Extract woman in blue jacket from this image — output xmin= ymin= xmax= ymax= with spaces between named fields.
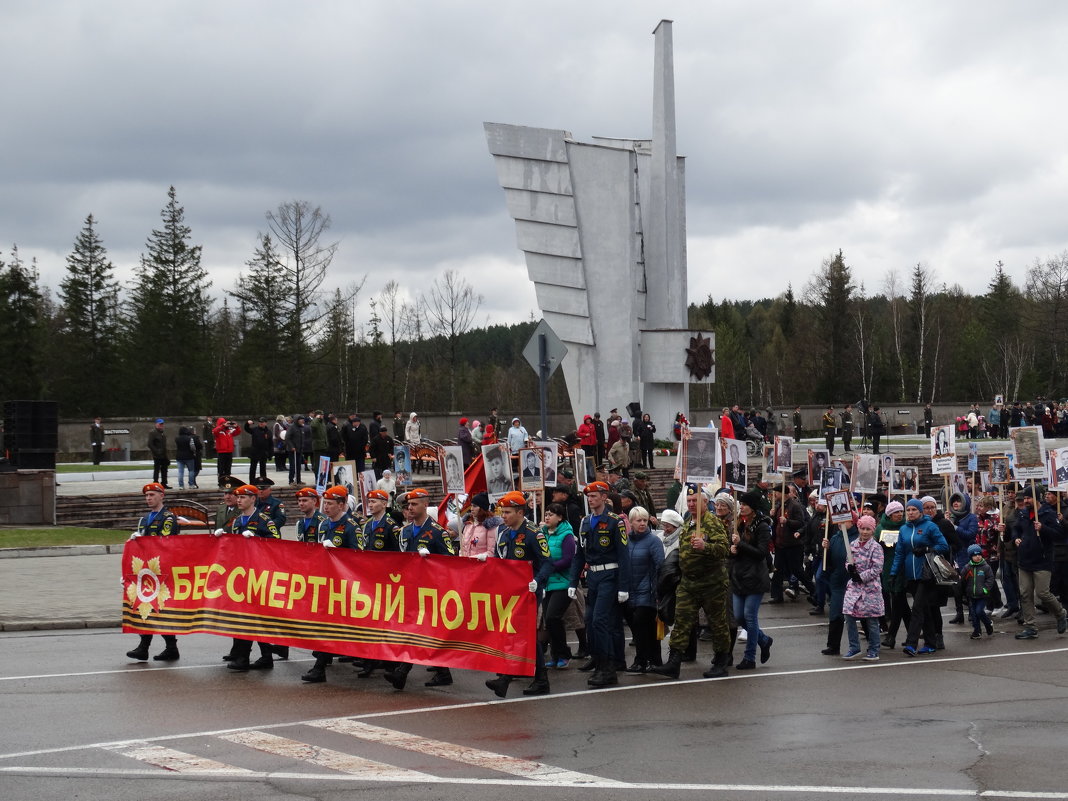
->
xmin=623 ymin=506 xmax=665 ymax=673
xmin=891 ymin=498 xmax=950 ymax=656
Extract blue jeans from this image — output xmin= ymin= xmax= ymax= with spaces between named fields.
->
xmin=177 ymin=459 xmax=196 ymax=488
xmin=846 ymin=615 xmax=880 ymax=655
xmin=732 ymin=592 xmax=770 ymax=663
xmin=969 ymin=598 xmax=992 ymax=634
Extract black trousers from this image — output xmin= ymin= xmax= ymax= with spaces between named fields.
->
xmin=904 ymin=579 xmax=941 ymax=648
xmin=217 ymin=452 xmax=234 ymax=484
xmin=248 ymin=456 xmax=267 ymax=481
xmin=771 ymin=547 xmax=812 ymax=600
xmin=622 ymin=603 xmax=660 ymax=666
xmin=152 ymin=458 xmax=168 ymax=484
xmin=543 ymin=589 xmax=572 ymax=660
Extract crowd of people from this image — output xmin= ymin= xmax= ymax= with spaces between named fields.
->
xmin=122 ymin=398 xmax=1068 ymax=697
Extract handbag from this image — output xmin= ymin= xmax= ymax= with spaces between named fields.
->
xmin=924 ymin=552 xmax=960 ymax=586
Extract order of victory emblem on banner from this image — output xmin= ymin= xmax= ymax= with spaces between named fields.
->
xmin=125 ymin=554 xmax=172 ymax=621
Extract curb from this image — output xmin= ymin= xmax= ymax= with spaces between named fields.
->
xmin=1 ymin=617 xmax=119 ymax=632
xmin=0 ymin=544 xmax=126 ymax=559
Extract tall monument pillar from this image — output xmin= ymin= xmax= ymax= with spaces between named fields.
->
xmin=485 ymin=20 xmax=713 ymax=432
xmin=642 ymin=20 xmax=689 ymax=430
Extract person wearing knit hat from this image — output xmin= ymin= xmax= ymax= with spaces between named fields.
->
xmin=891 ymin=494 xmax=950 ymax=657
xmin=842 ymin=514 xmax=885 ymax=661
xmin=125 ymin=481 xmax=181 ymax=663
xmin=878 ymin=499 xmax=907 ymax=649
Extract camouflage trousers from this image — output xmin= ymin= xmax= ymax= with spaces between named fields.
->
xmin=669 ymin=571 xmax=731 ymax=653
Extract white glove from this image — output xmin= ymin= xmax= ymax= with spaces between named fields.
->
xmin=322 ymin=539 xmax=336 ymax=548
xmin=528 ymin=580 xmax=538 ymax=593
xmin=213 ymin=528 xmax=225 ymax=536
xmin=417 ymin=547 xmax=430 ymax=557
xmin=128 ymin=531 xmax=142 ymax=541
xmin=475 ymin=552 xmax=488 ymax=562
xmin=617 ymin=591 xmax=630 ymax=604
xmin=567 ymin=587 xmax=577 ymax=599
xmin=241 ymin=530 xmax=255 ymax=538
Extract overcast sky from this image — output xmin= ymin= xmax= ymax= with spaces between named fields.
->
xmin=3 ymin=1 xmax=1067 ymax=328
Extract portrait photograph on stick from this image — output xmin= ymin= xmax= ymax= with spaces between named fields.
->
xmin=482 ymin=442 xmax=514 ymax=499
xmin=763 ymin=444 xmax=779 ymax=480
xmin=880 ymin=453 xmax=895 ymax=485
xmin=532 ymin=440 xmax=558 ymax=487
xmin=989 ymin=456 xmax=1011 ymax=486
xmin=851 ymin=453 xmax=879 ymax=494
xmin=807 ymin=449 xmax=829 ymax=487
xmin=722 ymin=438 xmax=748 ymax=490
xmin=930 ymin=424 xmax=955 ymax=475
xmin=518 ymin=447 xmax=544 ymax=492
xmin=827 ymin=490 xmax=853 ymax=523
xmin=683 ymin=429 xmax=719 ymax=484
xmin=773 ymin=436 xmax=793 ymax=474
xmin=1011 ymin=426 xmax=1045 ymax=480
xmin=440 ymin=445 xmax=465 ymax=495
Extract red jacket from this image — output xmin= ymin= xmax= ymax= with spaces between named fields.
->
xmin=212 ymin=417 xmax=237 ymax=454
xmin=720 ymin=414 xmax=735 ymax=441
xmin=578 ymin=418 xmax=597 ymax=447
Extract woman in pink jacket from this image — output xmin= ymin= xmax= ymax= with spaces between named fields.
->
xmin=842 ymin=514 xmax=885 ymax=661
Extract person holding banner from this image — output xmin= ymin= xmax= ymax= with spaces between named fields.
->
xmin=362 ymin=489 xmax=401 ymax=552
xmin=294 ymin=487 xmax=327 ymax=543
xmin=485 ymin=491 xmax=554 ymax=698
xmin=1008 ymin=490 xmax=1068 ymax=640
xmin=650 ymin=484 xmax=731 ymax=680
xmin=382 ymin=487 xmax=456 ymax=691
xmin=568 ymin=481 xmax=631 ymax=689
xmin=300 ymin=486 xmax=361 ymax=684
xmin=219 ymin=484 xmax=281 ymax=672
xmin=125 ymin=482 xmax=181 ymax=662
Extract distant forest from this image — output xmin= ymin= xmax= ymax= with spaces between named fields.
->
xmin=2 ymin=186 xmax=1066 ymax=418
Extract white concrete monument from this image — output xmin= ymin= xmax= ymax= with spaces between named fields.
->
xmin=485 ymin=20 xmax=714 ymax=431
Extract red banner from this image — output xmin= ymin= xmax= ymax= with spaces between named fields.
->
xmin=122 ymin=535 xmax=538 ymax=676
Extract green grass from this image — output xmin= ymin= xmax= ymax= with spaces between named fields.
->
xmin=0 ymin=527 xmax=129 ymax=548
xmin=57 ymin=458 xmax=251 ymax=473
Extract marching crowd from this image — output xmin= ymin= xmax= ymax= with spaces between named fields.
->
xmin=123 ymin=401 xmax=1068 ymax=699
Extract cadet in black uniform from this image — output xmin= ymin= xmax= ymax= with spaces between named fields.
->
xmin=255 ymin=476 xmax=287 ymax=531
xmin=484 ymin=491 xmax=554 ymax=698
xmin=568 ymin=480 xmax=631 ymax=688
xmin=126 ymin=482 xmax=182 ymax=662
xmin=383 ymin=487 xmax=455 ymax=690
xmin=217 ymin=484 xmax=281 ymax=672
xmin=301 ymin=485 xmax=361 ymax=683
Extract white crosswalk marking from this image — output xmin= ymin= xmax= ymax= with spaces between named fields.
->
xmin=220 ymin=730 xmax=433 ymax=780
xmin=109 ymin=743 xmax=253 ymax=774
xmin=307 ymin=719 xmax=617 ymax=784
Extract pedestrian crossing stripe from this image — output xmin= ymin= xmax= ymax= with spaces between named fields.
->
xmin=220 ymin=731 xmax=432 ymax=781
xmin=109 ymin=721 xmax=617 ymax=785
xmin=307 ymin=719 xmax=608 ymax=783
xmin=105 ymin=743 xmax=253 ymax=774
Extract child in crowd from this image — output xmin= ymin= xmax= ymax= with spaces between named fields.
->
xmin=961 ymin=544 xmax=996 ymax=639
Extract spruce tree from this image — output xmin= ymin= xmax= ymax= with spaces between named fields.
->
xmin=125 ymin=186 xmax=212 ymax=414
xmin=0 ymin=245 xmax=45 ymax=401
xmin=58 ymin=214 xmax=121 ymax=414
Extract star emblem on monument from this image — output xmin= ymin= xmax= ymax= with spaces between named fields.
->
xmin=685 ymin=334 xmax=714 ymax=380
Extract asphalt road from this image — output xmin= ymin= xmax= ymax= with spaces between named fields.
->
xmin=3 ymin=603 xmax=1068 ymax=800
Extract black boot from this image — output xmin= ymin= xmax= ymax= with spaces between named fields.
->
xmin=302 ymin=654 xmax=330 ymax=683
xmin=273 ymin=645 xmax=290 ymax=659
xmin=383 ymin=662 xmax=412 ymax=690
xmin=153 ymin=636 xmax=180 ymax=662
xmin=949 ymin=613 xmax=964 ymax=625
xmin=425 ymin=668 xmax=453 ymax=687
xmin=485 ymin=674 xmax=512 ymax=698
xmin=576 ymin=657 xmax=597 ymax=672
xmin=356 ymin=659 xmax=379 ymax=678
xmin=703 ymin=651 xmax=729 ymax=679
xmin=126 ymin=634 xmax=151 ymax=661
xmin=649 ymin=649 xmax=682 ymax=679
xmin=522 ymin=678 xmax=551 ymax=696
xmin=588 ymin=656 xmax=618 ymax=687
